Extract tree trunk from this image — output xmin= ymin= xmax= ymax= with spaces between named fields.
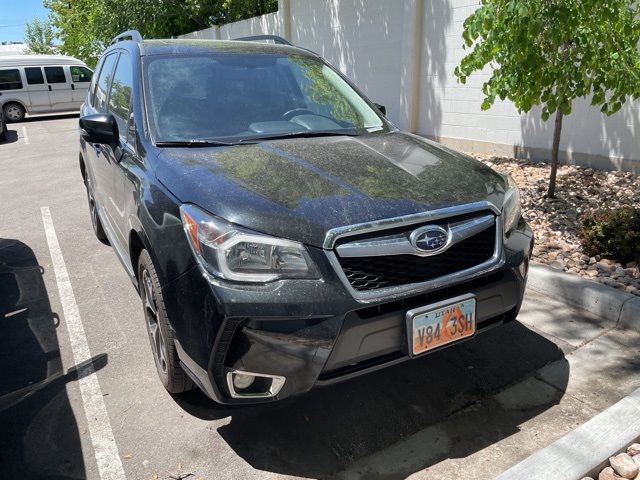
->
xmin=547 ymin=109 xmax=564 ymax=198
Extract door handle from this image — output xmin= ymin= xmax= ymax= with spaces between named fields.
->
xmin=71 ymin=84 xmax=75 ymax=90
xmin=48 ymin=85 xmax=52 ymax=91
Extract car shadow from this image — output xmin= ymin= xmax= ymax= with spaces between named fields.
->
xmin=175 ymin=319 xmax=569 ymax=479
xmin=0 ymin=238 xmax=107 ymax=479
xmin=22 ymin=113 xmax=79 ymax=123
xmin=0 ymin=129 xmax=19 ymax=144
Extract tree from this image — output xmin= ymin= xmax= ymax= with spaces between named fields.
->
xmin=24 ymin=17 xmax=56 ymax=54
xmin=44 ymin=0 xmax=278 ymax=67
xmin=455 ymin=0 xmax=640 ymax=198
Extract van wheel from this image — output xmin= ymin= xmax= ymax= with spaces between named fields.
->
xmin=3 ymin=103 xmax=25 ymax=123
xmin=138 ymin=249 xmax=194 ymax=394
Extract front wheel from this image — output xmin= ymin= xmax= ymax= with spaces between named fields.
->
xmin=138 ymin=249 xmax=194 ymax=393
xmin=3 ymin=102 xmax=25 ymax=123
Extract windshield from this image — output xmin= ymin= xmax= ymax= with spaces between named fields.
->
xmin=144 ymin=52 xmax=386 ymax=143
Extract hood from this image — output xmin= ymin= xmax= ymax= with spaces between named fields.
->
xmin=155 ymin=132 xmax=507 ymax=247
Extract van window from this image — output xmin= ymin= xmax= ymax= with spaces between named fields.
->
xmin=108 ymin=53 xmax=133 ymax=139
xmin=44 ymin=66 xmax=67 ymax=83
xmin=0 ymin=69 xmax=23 ymax=90
xmin=93 ymin=53 xmax=118 ymax=111
xmin=25 ymin=67 xmax=45 ymax=85
xmin=70 ymin=66 xmax=93 ymax=83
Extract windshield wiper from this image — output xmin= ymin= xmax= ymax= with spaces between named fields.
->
xmin=155 ymin=139 xmax=235 ymax=147
xmin=237 ymin=130 xmax=361 ymax=143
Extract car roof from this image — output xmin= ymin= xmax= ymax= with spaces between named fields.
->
xmin=132 ymin=39 xmax=318 ymax=58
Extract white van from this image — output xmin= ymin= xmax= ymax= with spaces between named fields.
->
xmin=0 ymin=55 xmax=93 ymax=122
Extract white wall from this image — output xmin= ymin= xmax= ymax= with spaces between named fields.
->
xmin=179 ymin=0 xmax=640 ymax=171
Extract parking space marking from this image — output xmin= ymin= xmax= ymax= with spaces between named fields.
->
xmin=21 ymin=126 xmax=29 ymax=145
xmin=41 ymin=206 xmax=126 ymax=480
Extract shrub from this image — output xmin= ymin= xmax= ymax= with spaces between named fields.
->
xmin=580 ymin=207 xmax=640 ymax=262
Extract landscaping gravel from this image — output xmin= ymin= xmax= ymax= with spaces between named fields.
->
xmin=474 ymin=156 xmax=640 ymax=296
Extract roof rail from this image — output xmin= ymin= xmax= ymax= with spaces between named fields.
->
xmin=234 ymin=35 xmax=291 ymax=46
xmin=110 ymin=30 xmax=143 ymax=45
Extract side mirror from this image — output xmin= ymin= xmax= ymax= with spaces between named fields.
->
xmin=374 ymin=103 xmax=386 ymax=116
xmin=80 ymin=113 xmax=118 ymax=146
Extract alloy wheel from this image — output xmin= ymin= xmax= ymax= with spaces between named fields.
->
xmin=141 ymin=267 xmax=167 ymax=374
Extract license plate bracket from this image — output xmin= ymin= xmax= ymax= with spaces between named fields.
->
xmin=406 ymin=294 xmax=477 ymax=357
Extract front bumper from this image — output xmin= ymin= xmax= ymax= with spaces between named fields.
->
xmin=165 ymin=219 xmax=533 ymax=405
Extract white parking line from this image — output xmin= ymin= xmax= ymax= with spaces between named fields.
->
xmin=41 ymin=206 xmax=126 ymax=480
xmin=21 ymin=126 xmax=29 ymax=145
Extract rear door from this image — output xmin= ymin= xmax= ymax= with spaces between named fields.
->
xmin=102 ymin=52 xmax=135 ymax=245
xmin=43 ymin=66 xmax=75 ymax=111
xmin=24 ymin=67 xmax=52 ymax=112
xmin=84 ymin=53 xmax=118 ymax=221
xmin=69 ymin=65 xmax=93 ymax=107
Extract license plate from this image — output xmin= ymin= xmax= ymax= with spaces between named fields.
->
xmin=407 ymin=294 xmax=476 ymax=356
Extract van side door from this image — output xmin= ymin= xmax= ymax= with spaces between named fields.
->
xmin=69 ymin=65 xmax=93 ymax=107
xmin=24 ymin=67 xmax=52 ymax=113
xmin=43 ymin=66 xmax=75 ymax=111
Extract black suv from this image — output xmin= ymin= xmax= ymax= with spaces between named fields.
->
xmin=79 ymin=31 xmax=532 ymax=404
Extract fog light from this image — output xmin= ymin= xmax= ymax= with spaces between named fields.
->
xmin=232 ymin=372 xmax=255 ymax=390
xmin=226 ymin=369 xmax=286 ymax=399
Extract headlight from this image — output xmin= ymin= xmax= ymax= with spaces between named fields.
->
xmin=180 ymin=204 xmax=319 ymax=282
xmin=503 ymin=175 xmax=522 ymax=234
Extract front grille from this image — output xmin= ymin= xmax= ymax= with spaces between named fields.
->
xmin=337 ymin=225 xmax=496 ymax=291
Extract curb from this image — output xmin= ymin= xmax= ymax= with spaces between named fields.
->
xmin=497 ymin=386 xmax=640 ymax=480
xmin=498 ymin=264 xmax=640 ymax=479
xmin=527 ymin=262 xmax=640 ymax=329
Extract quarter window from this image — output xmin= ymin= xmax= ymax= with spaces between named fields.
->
xmin=70 ymin=66 xmax=93 ymax=83
xmin=25 ymin=67 xmax=45 ymax=85
xmin=0 ymin=69 xmax=23 ymax=90
xmin=108 ymin=53 xmax=133 ymax=139
xmin=44 ymin=66 xmax=67 ymax=83
xmin=93 ymin=54 xmax=118 ymax=111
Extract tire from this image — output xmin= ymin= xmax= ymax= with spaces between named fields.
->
xmin=84 ymin=178 xmax=108 ymax=243
xmin=138 ymin=249 xmax=194 ymax=393
xmin=3 ymin=102 xmax=25 ymax=123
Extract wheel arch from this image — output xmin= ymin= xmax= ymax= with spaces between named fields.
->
xmin=128 ymin=218 xmax=167 ymax=292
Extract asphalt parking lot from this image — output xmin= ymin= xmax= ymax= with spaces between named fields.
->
xmin=2 ymin=115 xmax=640 ymax=480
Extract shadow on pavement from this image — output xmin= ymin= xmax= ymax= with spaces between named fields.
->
xmin=176 ymin=319 xmax=569 ymax=479
xmin=0 ymin=238 xmax=107 ymax=479
xmin=22 ymin=113 xmax=79 ymax=123
xmin=0 ymin=129 xmax=19 ymax=144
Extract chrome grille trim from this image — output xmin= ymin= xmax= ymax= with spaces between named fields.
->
xmin=324 ymin=202 xmax=505 ymax=303
xmin=322 ymin=201 xmax=501 ymax=249
xmin=335 ymin=213 xmax=494 ymax=258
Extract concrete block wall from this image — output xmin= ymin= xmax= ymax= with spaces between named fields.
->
xmin=178 ymin=0 xmax=640 ymax=172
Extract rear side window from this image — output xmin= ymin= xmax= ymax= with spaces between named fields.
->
xmin=70 ymin=66 xmax=93 ymax=83
xmin=0 ymin=69 xmax=23 ymax=90
xmin=44 ymin=66 xmax=67 ymax=83
xmin=93 ymin=54 xmax=118 ymax=111
xmin=25 ymin=67 xmax=44 ymax=85
xmin=108 ymin=53 xmax=133 ymax=138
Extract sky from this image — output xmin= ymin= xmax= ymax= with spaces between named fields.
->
xmin=0 ymin=0 xmax=49 ymax=43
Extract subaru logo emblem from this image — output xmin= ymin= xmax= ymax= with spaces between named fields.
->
xmin=410 ymin=225 xmax=449 ymax=253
